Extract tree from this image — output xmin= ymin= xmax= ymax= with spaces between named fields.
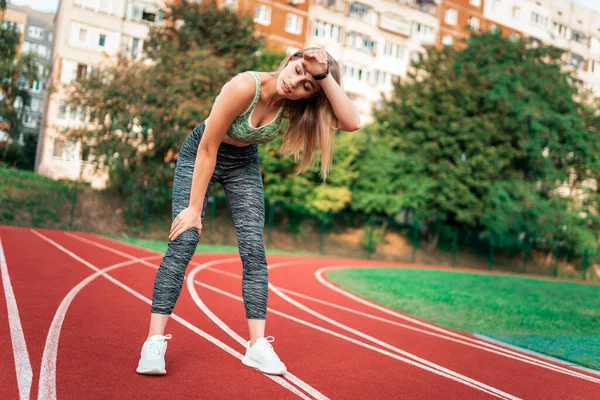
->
xmin=362 ymin=30 xmax=599 ymax=256
xmin=0 ymin=1 xmax=37 ymax=165
xmin=65 ymin=0 xmax=266 ymax=217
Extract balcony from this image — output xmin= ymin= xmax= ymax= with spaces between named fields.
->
xmin=317 ymin=0 xmax=345 ymax=13
xmin=379 ymin=13 xmax=410 ymax=37
xmin=396 ymin=0 xmax=437 ymax=17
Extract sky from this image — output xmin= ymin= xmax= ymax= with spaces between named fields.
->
xmin=6 ymin=0 xmax=600 ymax=18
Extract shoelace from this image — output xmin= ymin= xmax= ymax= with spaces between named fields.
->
xmin=147 ymin=334 xmax=172 ymax=358
xmin=259 ymin=336 xmax=280 ymax=361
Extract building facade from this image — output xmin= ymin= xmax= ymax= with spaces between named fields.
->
xmin=483 ymin=0 xmax=600 ymax=96
xmin=7 ymin=5 xmax=55 ymax=146
xmin=306 ymin=0 xmax=440 ymax=124
xmin=33 ymin=0 xmax=600 ymax=186
xmin=36 ymin=0 xmax=165 ymax=187
xmin=236 ymin=0 xmax=309 ymax=53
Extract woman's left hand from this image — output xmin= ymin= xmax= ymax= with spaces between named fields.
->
xmin=302 ymin=49 xmax=328 ymax=76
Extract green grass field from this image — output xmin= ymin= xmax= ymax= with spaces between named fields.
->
xmin=326 ymin=268 xmax=600 ymax=370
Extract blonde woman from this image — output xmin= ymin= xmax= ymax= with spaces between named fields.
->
xmin=136 ymin=47 xmax=360 ymax=376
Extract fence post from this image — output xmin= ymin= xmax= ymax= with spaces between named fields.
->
xmin=583 ymin=247 xmax=589 ymax=281
xmin=207 ymin=196 xmax=216 ymax=243
xmin=411 ymin=223 xmax=419 ymax=263
xmin=451 ymin=227 xmax=458 ymax=267
xmin=367 ymin=216 xmax=375 ymax=259
xmin=553 ymin=244 xmax=560 ymax=278
xmin=143 ymin=187 xmax=152 ymax=238
xmin=523 ymin=241 xmax=530 ymax=274
xmin=488 ymin=233 xmax=494 ymax=270
xmin=320 ymin=212 xmax=327 ymax=255
xmin=68 ymin=181 xmax=79 ymax=231
xmin=267 ymin=203 xmax=275 ymax=246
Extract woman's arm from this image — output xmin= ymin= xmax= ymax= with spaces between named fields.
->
xmin=318 ymin=74 xmax=361 ymax=132
xmin=169 ymin=73 xmax=255 ymax=241
xmin=303 ymin=51 xmax=361 ymax=132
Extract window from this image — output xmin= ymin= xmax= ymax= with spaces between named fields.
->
xmin=375 ymin=70 xmax=389 ymax=86
xmin=76 ymin=63 xmax=88 ymax=80
xmin=552 ymin=22 xmax=568 ymax=39
xmin=411 ymin=22 xmax=435 ymax=44
xmin=442 ymin=35 xmax=454 ymax=46
xmin=589 ymin=36 xmax=600 ymax=54
xmin=570 ymin=53 xmax=584 ymax=69
xmin=254 ymin=5 xmax=271 ymax=25
xmin=131 ymin=38 xmax=140 ymax=58
xmin=469 ymin=0 xmax=481 ymax=6
xmin=285 ymin=14 xmax=303 ymax=35
xmin=27 ymin=26 xmax=45 ymax=39
xmin=29 ymin=98 xmax=41 ymax=111
xmin=142 ymin=10 xmax=156 ymax=22
xmin=29 ymin=80 xmax=41 ymax=92
xmin=345 ymin=32 xmax=376 ymax=52
xmin=99 ymin=34 xmax=106 ymax=47
xmin=21 ymin=41 xmax=49 ymax=58
xmin=571 ymin=30 xmax=587 ymax=44
xmin=53 ymin=139 xmax=65 ymax=159
xmin=23 ymin=114 xmax=40 ymax=128
xmin=348 ymin=1 xmax=377 ymax=23
xmin=120 ymin=36 xmax=142 ymax=58
xmin=512 ymin=6 xmax=520 ymax=18
xmin=445 ymin=9 xmax=457 ymax=26
xmin=132 ymin=4 xmax=142 ymax=20
xmin=79 ymin=28 xmax=87 ymax=43
xmin=58 ymin=101 xmax=67 ymax=119
xmin=468 ymin=16 xmax=480 ymax=31
xmin=314 ymin=19 xmax=342 ymax=42
xmin=383 ymin=41 xmax=404 ymax=58
xmin=531 ymin=12 xmax=548 ymax=28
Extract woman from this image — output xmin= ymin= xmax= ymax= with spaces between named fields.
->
xmin=136 ymin=47 xmax=360 ymax=376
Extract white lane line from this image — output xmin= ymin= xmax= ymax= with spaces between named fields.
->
xmin=199 ymin=261 xmax=519 ymax=399
xmin=0 ymin=238 xmax=33 ymax=400
xmin=186 ymin=260 xmax=330 ymax=400
xmin=63 ymin=232 xmax=320 ymax=399
xmin=315 ymin=265 xmax=600 ymax=384
xmin=191 ymin=277 xmax=511 ymax=399
xmin=265 ymin=262 xmax=519 ymax=400
xmin=31 ymin=230 xmax=310 ymax=400
xmin=38 ymin=254 xmax=162 ymax=400
xmin=206 ymin=266 xmax=599 ymax=384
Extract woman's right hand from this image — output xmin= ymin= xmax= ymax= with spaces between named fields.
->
xmin=169 ymin=207 xmax=202 ymax=241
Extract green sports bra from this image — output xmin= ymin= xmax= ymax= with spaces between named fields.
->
xmin=211 ymin=71 xmax=286 ymax=144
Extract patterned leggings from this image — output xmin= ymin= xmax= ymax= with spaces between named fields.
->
xmin=150 ymin=121 xmax=268 ymax=319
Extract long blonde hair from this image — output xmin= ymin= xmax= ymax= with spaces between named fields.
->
xmin=274 ymin=48 xmax=341 ymax=181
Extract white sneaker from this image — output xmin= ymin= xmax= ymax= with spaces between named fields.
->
xmin=241 ymin=336 xmax=287 ymax=375
xmin=136 ymin=334 xmax=172 ymax=375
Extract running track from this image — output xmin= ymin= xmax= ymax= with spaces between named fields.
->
xmin=1 ymin=225 xmax=598 ymax=399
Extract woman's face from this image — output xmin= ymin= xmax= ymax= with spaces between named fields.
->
xmin=276 ymin=58 xmax=322 ymax=100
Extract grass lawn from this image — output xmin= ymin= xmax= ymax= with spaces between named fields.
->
xmin=326 ymin=267 xmax=600 ymax=370
xmin=106 ymin=236 xmax=318 ymax=256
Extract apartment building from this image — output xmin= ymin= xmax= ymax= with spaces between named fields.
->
xmin=306 ymin=0 xmax=440 ymax=124
xmin=483 ymin=0 xmax=600 ymax=96
xmin=2 ymin=7 xmax=27 ymax=44
xmin=5 ymin=5 xmax=55 ymax=147
xmin=235 ymin=0 xmax=309 ymax=53
xmin=438 ymin=0 xmax=520 ymax=48
xmin=35 ymin=0 xmax=164 ymax=187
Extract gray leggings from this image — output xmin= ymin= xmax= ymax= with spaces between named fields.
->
xmin=151 ymin=121 xmax=268 ymax=319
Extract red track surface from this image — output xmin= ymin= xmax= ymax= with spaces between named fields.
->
xmin=1 ymin=225 xmax=598 ymax=399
